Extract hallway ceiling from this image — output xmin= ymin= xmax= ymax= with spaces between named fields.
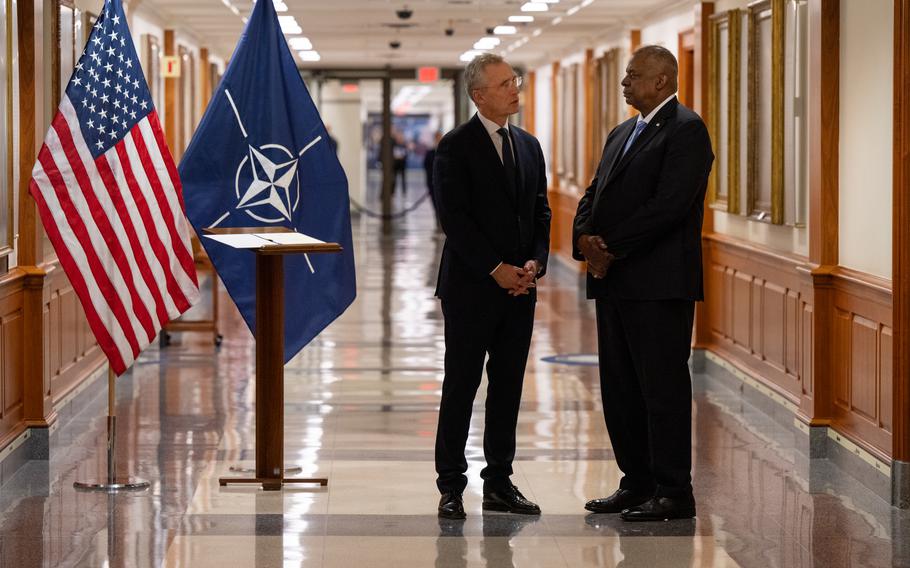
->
xmin=136 ymin=0 xmax=692 ymax=69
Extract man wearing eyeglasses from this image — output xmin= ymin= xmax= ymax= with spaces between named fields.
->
xmin=433 ymin=53 xmax=551 ymax=520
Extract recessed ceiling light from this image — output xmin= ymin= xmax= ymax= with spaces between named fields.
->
xmin=494 ymin=26 xmax=517 ymax=35
xmin=474 ymin=36 xmax=501 ymax=49
xmin=520 ymin=2 xmax=548 ymax=12
xmin=509 ymin=15 xmax=534 ymax=23
xmin=288 ymin=37 xmax=313 ymax=50
xmin=298 ymin=50 xmax=320 ymax=61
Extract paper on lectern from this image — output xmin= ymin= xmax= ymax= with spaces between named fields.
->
xmin=203 ymin=232 xmax=326 ymax=249
xmin=203 ymin=233 xmax=271 ymax=249
xmin=254 ymin=232 xmax=326 ymax=246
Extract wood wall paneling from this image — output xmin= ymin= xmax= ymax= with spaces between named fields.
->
xmin=762 ymin=281 xmax=786 ymax=370
xmin=678 ymin=29 xmax=695 ymax=108
xmin=693 ymin=2 xmax=715 ymax=350
xmin=800 ymin=0 xmax=839 ymax=428
xmin=785 ymin=289 xmax=800 ymax=376
xmin=550 ymin=61 xmax=559 ymax=191
xmin=525 ymin=70 xmax=536 ymax=135
xmin=0 ymin=273 xmax=24 ymax=440
xmin=164 ymin=30 xmax=177 ymax=159
xmin=199 ymin=47 xmax=210 ymax=117
xmin=881 ymin=326 xmax=893 ymax=433
xmin=731 ymin=270 xmax=752 ymax=351
xmin=705 ymin=235 xmax=808 ymax=402
xmin=849 ymin=315 xmax=878 ymax=423
xmin=893 ymin=0 xmax=910 ymax=464
xmin=583 ymin=49 xmax=594 ymax=183
xmin=45 ymin=266 xmax=103 ymax=406
xmin=17 ymin=0 xmax=36 ymax=267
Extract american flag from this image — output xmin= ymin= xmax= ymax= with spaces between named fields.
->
xmin=29 ymin=0 xmax=199 ymax=375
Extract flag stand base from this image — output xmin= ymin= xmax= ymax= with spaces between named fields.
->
xmin=74 ymin=372 xmax=150 ymax=493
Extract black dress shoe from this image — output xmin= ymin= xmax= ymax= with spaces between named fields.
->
xmin=438 ymin=492 xmax=466 ymax=519
xmin=584 ymin=488 xmax=651 ymax=514
xmin=482 ymin=485 xmax=541 ymax=515
xmin=620 ymin=496 xmax=696 ymax=522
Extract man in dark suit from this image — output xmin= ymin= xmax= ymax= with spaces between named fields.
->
xmin=572 ymin=45 xmax=714 ymax=521
xmin=433 ymin=53 xmax=551 ymax=520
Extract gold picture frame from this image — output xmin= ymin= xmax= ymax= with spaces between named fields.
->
xmin=708 ymin=11 xmax=734 ymax=212
xmin=747 ymin=0 xmax=785 ymax=224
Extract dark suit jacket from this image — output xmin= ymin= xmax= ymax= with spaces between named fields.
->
xmin=573 ymin=97 xmax=714 ymax=301
xmin=434 ymin=114 xmax=551 ymax=303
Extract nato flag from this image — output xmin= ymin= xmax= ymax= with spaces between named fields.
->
xmin=179 ymin=0 xmax=355 ymax=362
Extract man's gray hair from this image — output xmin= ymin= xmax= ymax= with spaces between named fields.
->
xmin=464 ymin=52 xmax=506 ymax=101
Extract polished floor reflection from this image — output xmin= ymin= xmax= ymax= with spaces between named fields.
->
xmin=1 ymin=182 xmax=909 ymax=567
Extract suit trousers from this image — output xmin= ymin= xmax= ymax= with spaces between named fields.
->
xmin=595 ymin=296 xmax=695 ymax=499
xmin=435 ymin=293 xmax=535 ymax=495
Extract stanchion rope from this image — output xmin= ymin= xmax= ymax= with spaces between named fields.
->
xmin=349 ymin=191 xmax=432 ymax=220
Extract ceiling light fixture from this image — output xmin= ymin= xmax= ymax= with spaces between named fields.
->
xmin=520 ymin=2 xmax=548 ymax=12
xmin=494 ymin=26 xmax=517 ymax=35
xmin=288 ymin=37 xmax=313 ymax=50
xmin=298 ymin=50 xmax=321 ymax=61
xmin=278 ymin=15 xmax=303 ymax=34
xmin=473 ymin=36 xmax=501 ymax=49
xmin=509 ymin=15 xmax=534 ymax=23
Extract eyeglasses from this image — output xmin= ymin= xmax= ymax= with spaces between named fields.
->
xmin=478 ymin=75 xmax=523 ymax=91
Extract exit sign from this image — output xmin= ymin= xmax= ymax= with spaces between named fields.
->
xmin=162 ymin=56 xmax=181 ymax=78
xmin=417 ymin=66 xmax=440 ymax=83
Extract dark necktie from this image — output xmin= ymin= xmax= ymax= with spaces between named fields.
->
xmin=497 ymin=127 xmax=517 ymax=201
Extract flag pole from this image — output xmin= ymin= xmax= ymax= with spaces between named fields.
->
xmin=74 ymin=365 xmax=150 ymax=492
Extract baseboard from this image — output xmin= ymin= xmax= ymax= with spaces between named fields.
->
xmin=0 ymin=363 xmax=109 ymax=487
xmin=697 ymin=348 xmax=900 ymax=506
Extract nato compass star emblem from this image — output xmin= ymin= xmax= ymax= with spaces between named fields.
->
xmin=208 ymin=88 xmax=324 ymax=272
xmin=235 ymin=144 xmax=299 ymax=223
xmin=209 ymin=88 xmax=323 ymax=227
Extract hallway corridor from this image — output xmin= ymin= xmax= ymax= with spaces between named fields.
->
xmin=0 ymin=198 xmax=907 ymax=567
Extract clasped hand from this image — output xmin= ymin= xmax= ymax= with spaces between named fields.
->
xmin=492 ymin=260 xmax=539 ymax=296
xmin=578 ymin=235 xmax=615 ymax=279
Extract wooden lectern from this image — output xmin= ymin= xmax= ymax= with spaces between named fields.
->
xmin=206 ymin=227 xmax=342 ymax=490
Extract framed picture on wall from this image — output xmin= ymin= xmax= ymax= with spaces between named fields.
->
xmin=53 ymin=0 xmax=77 ymax=105
xmin=746 ymin=0 xmax=784 ymax=224
xmin=0 ymin=0 xmax=13 ymax=261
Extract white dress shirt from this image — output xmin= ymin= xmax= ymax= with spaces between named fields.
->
xmin=477 ymin=112 xmax=516 ymax=164
xmin=637 ymin=93 xmax=677 ymax=126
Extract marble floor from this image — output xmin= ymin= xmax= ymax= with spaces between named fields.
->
xmin=1 ymin=182 xmax=909 ymax=567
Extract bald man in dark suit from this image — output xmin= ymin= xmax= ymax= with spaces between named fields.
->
xmin=573 ymin=45 xmax=714 ymax=522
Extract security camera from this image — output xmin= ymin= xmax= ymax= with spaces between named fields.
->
xmin=445 ymin=27 xmax=454 ymax=36
xmin=389 ymin=40 xmax=401 ymax=49
xmin=486 ymin=27 xmax=495 ymax=35
xmin=396 ymin=7 xmax=412 ymax=19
